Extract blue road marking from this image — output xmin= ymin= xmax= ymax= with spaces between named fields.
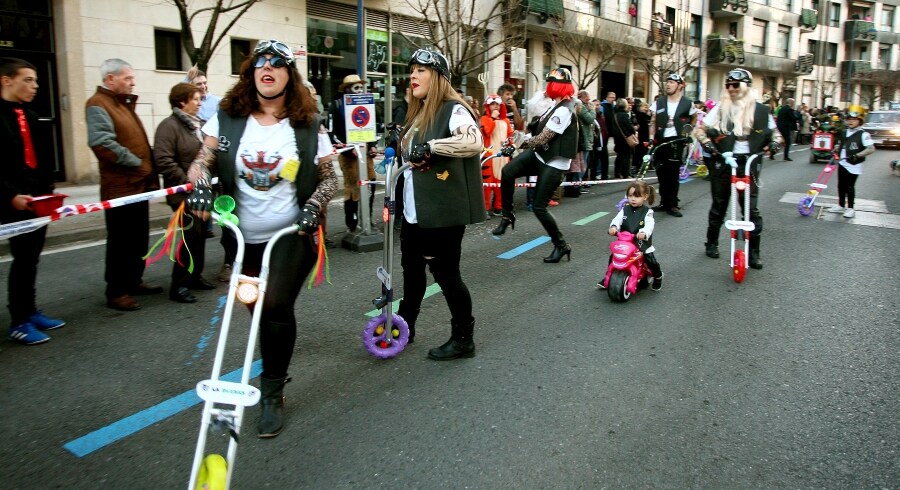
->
xmin=497 ymin=236 xmax=551 ymax=259
xmin=365 ymin=283 xmax=442 ymax=317
xmin=63 ymin=359 xmax=262 ymax=458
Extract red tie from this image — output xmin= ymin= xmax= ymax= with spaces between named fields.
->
xmin=14 ymin=108 xmax=37 ymax=169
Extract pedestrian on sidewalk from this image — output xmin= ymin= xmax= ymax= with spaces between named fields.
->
xmin=185 ymin=39 xmax=338 ymax=438
xmin=86 ymin=58 xmax=162 ymax=311
xmin=153 ymin=82 xmax=215 ymax=304
xmin=0 ymin=57 xmax=66 ymax=345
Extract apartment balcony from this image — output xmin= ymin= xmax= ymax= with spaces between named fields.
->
xmin=709 ymin=0 xmax=747 ymax=18
xmin=522 ymin=1 xmax=656 ymax=54
xmin=706 ymin=37 xmax=745 ymax=65
xmin=799 ymin=8 xmax=817 ymax=31
xmin=844 ymin=20 xmax=877 ymax=42
xmin=841 ymin=60 xmax=872 ymax=80
xmin=794 ymin=53 xmax=814 ymax=74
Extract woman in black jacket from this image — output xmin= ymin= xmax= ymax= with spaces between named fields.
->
xmin=610 ymin=99 xmax=635 ymax=179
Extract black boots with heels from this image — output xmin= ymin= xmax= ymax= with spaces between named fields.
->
xmin=491 ymin=212 xmax=516 ymax=236
xmin=543 ymin=242 xmax=572 ymax=263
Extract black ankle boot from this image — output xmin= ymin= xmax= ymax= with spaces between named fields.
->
xmin=705 ymin=242 xmax=720 ymax=258
xmin=258 ymin=376 xmax=290 ymax=438
xmin=749 ymin=250 xmax=763 ymax=269
xmin=491 ymin=212 xmax=516 ymax=236
xmin=543 ymin=243 xmax=572 ymax=263
xmin=427 ymin=319 xmax=475 ymax=361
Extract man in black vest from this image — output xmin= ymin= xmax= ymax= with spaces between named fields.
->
xmin=649 ymin=73 xmax=696 ymax=217
xmin=693 ymin=68 xmax=783 ymax=269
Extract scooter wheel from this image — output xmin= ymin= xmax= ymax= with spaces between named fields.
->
xmin=607 ymin=270 xmax=631 ymax=302
xmin=733 ymin=250 xmax=747 ymax=283
xmin=363 ymin=313 xmax=409 ymax=359
xmin=679 ymin=166 xmax=690 ymax=181
xmin=797 ymin=196 xmax=814 ymax=216
xmin=195 ymin=454 xmax=227 ymax=490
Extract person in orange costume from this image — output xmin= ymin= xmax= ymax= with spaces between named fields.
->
xmin=479 ymin=94 xmax=512 ymax=216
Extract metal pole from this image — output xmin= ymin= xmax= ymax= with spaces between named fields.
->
xmin=357 ymin=0 xmax=372 ymax=235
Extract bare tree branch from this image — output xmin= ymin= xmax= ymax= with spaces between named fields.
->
xmin=169 ymin=0 xmax=263 ymax=73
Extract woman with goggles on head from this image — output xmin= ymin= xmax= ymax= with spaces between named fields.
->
xmin=693 ymin=68 xmax=782 ymax=269
xmin=492 ymin=67 xmax=578 ymax=265
xmin=184 ymin=39 xmax=338 ymax=438
xmin=397 ymin=48 xmax=485 ymax=361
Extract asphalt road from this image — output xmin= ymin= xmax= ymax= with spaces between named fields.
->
xmin=1 ymin=146 xmax=898 ymax=489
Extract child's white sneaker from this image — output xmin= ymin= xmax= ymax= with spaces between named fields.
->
xmin=843 ymin=208 xmax=855 ymax=218
xmin=827 ymin=205 xmax=844 ymax=213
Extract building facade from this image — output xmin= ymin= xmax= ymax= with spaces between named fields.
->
xmin=2 ymin=0 xmax=896 ymax=184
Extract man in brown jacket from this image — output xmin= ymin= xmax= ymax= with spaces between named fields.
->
xmin=85 ymin=58 xmax=160 ymax=311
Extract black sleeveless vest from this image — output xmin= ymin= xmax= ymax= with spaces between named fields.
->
xmin=840 ymin=129 xmax=867 ymax=163
xmin=622 ymin=205 xmax=652 ymax=251
xmin=535 ymin=98 xmax=578 ymax=161
xmin=215 ymin=111 xmax=320 ymax=208
xmin=654 ymin=96 xmax=693 ymax=140
xmin=712 ymin=103 xmax=772 ymax=155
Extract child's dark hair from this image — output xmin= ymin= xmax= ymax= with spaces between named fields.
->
xmin=626 ymin=180 xmax=656 ymax=205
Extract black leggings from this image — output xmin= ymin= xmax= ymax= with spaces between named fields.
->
xmin=836 ymin=165 xmax=859 ymax=208
xmin=240 ymin=233 xmax=317 ymax=380
xmin=500 ymin=149 xmax=567 ymax=245
xmin=399 ymin=222 xmax=473 ymax=327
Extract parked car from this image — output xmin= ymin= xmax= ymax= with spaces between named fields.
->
xmin=862 ymin=111 xmax=900 ymax=149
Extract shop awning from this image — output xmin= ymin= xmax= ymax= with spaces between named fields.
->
xmin=523 ymin=0 xmax=565 ymax=20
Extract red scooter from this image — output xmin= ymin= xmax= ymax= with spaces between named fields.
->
xmin=599 ymin=231 xmax=651 ymax=302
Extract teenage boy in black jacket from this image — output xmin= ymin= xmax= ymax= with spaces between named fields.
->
xmin=0 ymin=57 xmax=65 ymax=345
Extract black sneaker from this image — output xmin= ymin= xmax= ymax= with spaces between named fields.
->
xmin=651 ymin=274 xmax=663 ymax=291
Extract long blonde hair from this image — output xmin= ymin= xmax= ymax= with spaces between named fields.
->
xmin=400 ymin=65 xmax=471 ymax=139
xmin=714 ymin=84 xmax=760 ymax=137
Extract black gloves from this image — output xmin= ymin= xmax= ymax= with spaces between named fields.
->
xmin=701 ymin=141 xmax=720 ymax=157
xmin=848 ymin=154 xmax=861 ymax=164
xmin=409 ymin=142 xmax=431 ymax=164
xmin=296 ymin=203 xmax=321 ymax=234
xmin=186 ymin=179 xmax=214 ymax=213
xmin=499 ymin=144 xmax=516 ymax=157
xmin=768 ymin=142 xmax=783 ymax=156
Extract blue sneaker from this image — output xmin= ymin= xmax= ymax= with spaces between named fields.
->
xmin=29 ymin=310 xmax=66 ymax=331
xmin=8 ymin=322 xmax=50 ymax=345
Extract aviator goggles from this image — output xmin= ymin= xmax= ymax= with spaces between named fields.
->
xmin=254 ymin=39 xmax=294 ymax=65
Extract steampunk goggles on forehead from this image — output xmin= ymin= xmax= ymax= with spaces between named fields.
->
xmin=726 ymin=69 xmax=752 ymax=85
xmin=254 ymin=40 xmax=294 ymax=65
xmin=408 ymin=48 xmax=450 ymax=81
xmin=666 ymin=73 xmax=684 ymax=83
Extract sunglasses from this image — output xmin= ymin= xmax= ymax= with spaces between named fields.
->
xmin=254 ymin=39 xmax=294 ymax=64
xmin=254 ymin=55 xmax=289 ymax=69
xmin=725 ymin=82 xmax=741 ymax=89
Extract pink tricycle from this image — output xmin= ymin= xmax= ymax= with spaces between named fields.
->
xmin=599 ymin=231 xmax=651 ymax=302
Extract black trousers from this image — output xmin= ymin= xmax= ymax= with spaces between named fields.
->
xmin=836 ymin=165 xmax=859 ymax=208
xmin=240 ymin=233 xmax=317 ymax=380
xmin=779 ymin=128 xmax=793 ymax=158
xmin=501 ymin=149 xmax=567 ymax=245
xmin=613 ymin=139 xmax=632 ymax=179
xmin=104 ymin=201 xmax=150 ymax=298
xmin=5 ymin=213 xmax=47 ymax=325
xmin=655 ymin=137 xmax=686 ymax=210
xmin=399 ymin=221 xmax=472 ymax=327
xmin=706 ymin=155 xmax=763 ymax=245
xmin=169 ymin=206 xmax=208 ymax=289
xmin=595 ymin=141 xmax=609 ymax=180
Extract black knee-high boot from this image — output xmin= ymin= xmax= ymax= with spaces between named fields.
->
xmin=749 ymin=234 xmax=763 ymax=270
xmin=396 ymin=300 xmax=419 ymax=343
xmin=427 ymin=318 xmax=475 ymax=361
xmin=258 ymin=376 xmax=291 ymax=438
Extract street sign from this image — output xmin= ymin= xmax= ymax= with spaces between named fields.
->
xmin=344 ymin=93 xmax=376 ymax=143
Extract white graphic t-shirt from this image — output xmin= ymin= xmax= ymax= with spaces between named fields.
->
xmin=203 ymin=115 xmax=331 ymax=243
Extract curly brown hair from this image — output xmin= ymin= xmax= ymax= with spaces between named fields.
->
xmin=219 ymin=56 xmax=317 ymax=128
